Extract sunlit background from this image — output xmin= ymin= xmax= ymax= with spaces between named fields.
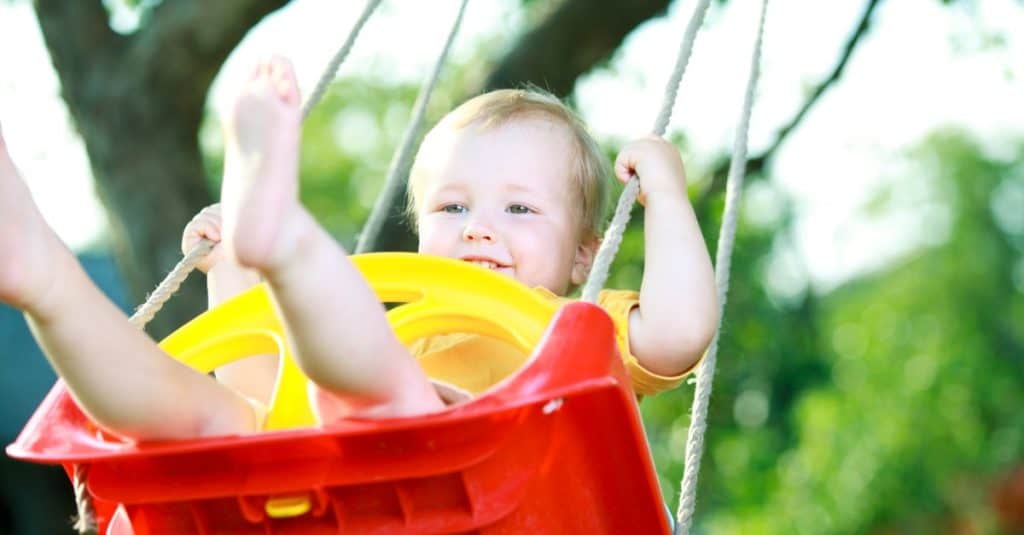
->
xmin=1 ymin=0 xmax=1022 ymax=533
xmin=3 ymin=1 xmax=1022 ymax=286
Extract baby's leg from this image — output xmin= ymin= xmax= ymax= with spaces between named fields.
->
xmin=0 ymin=124 xmax=258 ymax=440
xmin=221 ymin=58 xmax=442 ymax=418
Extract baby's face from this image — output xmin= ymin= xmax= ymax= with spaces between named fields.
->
xmin=415 ymin=117 xmax=584 ymax=295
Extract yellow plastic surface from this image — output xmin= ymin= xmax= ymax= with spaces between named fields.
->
xmin=158 ymin=253 xmax=559 ymax=431
xmin=264 ymin=493 xmax=313 ymax=519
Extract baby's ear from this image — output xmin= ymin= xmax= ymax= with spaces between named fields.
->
xmin=571 ymin=233 xmax=601 ymax=286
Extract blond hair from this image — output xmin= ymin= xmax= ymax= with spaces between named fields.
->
xmin=406 ymin=88 xmax=609 ymax=239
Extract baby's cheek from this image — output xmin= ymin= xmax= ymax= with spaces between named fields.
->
xmin=417 ymin=232 xmax=447 ymax=256
xmin=513 ymin=217 xmax=575 ymax=249
xmin=415 ymin=221 xmax=445 ymax=254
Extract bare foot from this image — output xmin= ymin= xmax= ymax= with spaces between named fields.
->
xmin=0 ymin=125 xmax=65 ymax=314
xmin=221 ymin=56 xmax=303 ymax=270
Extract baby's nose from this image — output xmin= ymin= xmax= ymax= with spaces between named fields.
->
xmin=462 ymin=221 xmax=495 ymax=243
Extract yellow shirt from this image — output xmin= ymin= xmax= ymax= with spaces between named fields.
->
xmin=409 ymin=288 xmax=691 ymax=397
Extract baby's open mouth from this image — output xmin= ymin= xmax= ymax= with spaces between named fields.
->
xmin=467 ymin=259 xmax=499 ymax=269
xmin=460 ymin=256 xmax=510 ymax=272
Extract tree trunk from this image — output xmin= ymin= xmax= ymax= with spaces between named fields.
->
xmin=483 ymin=0 xmax=672 ymax=96
xmin=33 ymin=0 xmax=288 ymax=336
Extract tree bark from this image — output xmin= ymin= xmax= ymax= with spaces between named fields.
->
xmin=33 ymin=0 xmax=288 ymax=336
xmin=483 ymin=0 xmax=673 ymax=96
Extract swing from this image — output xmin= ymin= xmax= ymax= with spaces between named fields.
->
xmin=10 ymin=254 xmax=669 ymax=533
xmin=6 ymin=0 xmax=769 ymax=532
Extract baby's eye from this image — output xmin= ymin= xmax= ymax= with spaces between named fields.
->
xmin=441 ymin=203 xmax=467 ymax=214
xmin=506 ymin=203 xmax=532 ymax=215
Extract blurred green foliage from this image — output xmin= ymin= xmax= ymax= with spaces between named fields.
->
xmin=202 ymin=62 xmax=1022 ymax=533
xmin=649 ymin=131 xmax=1023 ymax=534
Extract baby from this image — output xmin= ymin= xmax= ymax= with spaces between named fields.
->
xmin=0 ymin=57 xmax=718 ymax=440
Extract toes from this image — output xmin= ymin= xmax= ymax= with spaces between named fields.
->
xmin=268 ymin=56 xmax=299 ymax=105
xmin=276 ymin=79 xmax=298 ymax=106
xmin=267 ymin=56 xmax=297 ymax=85
xmin=246 ymin=57 xmax=299 ymax=105
xmin=250 ymin=60 xmax=269 ymax=82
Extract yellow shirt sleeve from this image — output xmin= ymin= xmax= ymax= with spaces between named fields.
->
xmin=596 ymin=289 xmax=693 ymax=396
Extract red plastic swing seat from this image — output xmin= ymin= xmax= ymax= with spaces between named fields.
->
xmin=7 ymin=302 xmax=670 ymax=534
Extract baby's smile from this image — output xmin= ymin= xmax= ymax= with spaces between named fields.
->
xmin=459 ymin=255 xmax=515 ymax=278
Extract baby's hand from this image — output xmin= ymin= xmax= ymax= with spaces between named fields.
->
xmin=182 ymin=204 xmax=226 ymax=273
xmin=614 ymin=135 xmax=688 ymax=205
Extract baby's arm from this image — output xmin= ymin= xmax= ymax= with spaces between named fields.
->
xmin=613 ymin=136 xmax=719 ymax=376
xmin=182 ymin=204 xmax=277 ymax=404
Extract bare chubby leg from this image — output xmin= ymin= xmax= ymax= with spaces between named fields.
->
xmin=219 ymin=58 xmax=443 ymax=418
xmin=0 ymin=122 xmax=259 ymax=441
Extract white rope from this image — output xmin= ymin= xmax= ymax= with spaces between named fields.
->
xmin=128 ymin=239 xmax=214 ymax=329
xmin=356 ymin=0 xmax=470 ymax=253
xmin=675 ymin=1 xmax=769 ymax=532
xmin=301 ymin=0 xmax=382 ymax=120
xmin=71 ymin=464 xmax=97 ymax=535
xmin=581 ymin=0 xmax=713 ymax=304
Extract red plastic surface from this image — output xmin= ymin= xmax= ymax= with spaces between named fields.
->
xmin=7 ymin=303 xmax=670 ymax=534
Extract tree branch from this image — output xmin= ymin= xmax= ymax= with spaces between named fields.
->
xmin=484 ymin=0 xmax=673 ymax=97
xmin=697 ymin=0 xmax=884 ymax=208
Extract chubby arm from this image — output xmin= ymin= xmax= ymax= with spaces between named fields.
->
xmin=183 ymin=204 xmax=277 ymax=404
xmin=614 ymin=136 xmax=719 ymax=376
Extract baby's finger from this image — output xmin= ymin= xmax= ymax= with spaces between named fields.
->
xmin=194 ymin=212 xmax=223 ymax=229
xmin=200 ymin=204 xmax=223 ymax=217
xmin=182 ymin=224 xmax=220 ymax=257
xmin=193 ymin=209 xmax=224 ymax=232
xmin=198 ymin=225 xmax=221 ymax=242
xmin=194 ymin=242 xmax=224 ymax=273
xmin=188 ymin=218 xmax=221 ymax=241
xmin=614 ymin=152 xmax=638 ymax=183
